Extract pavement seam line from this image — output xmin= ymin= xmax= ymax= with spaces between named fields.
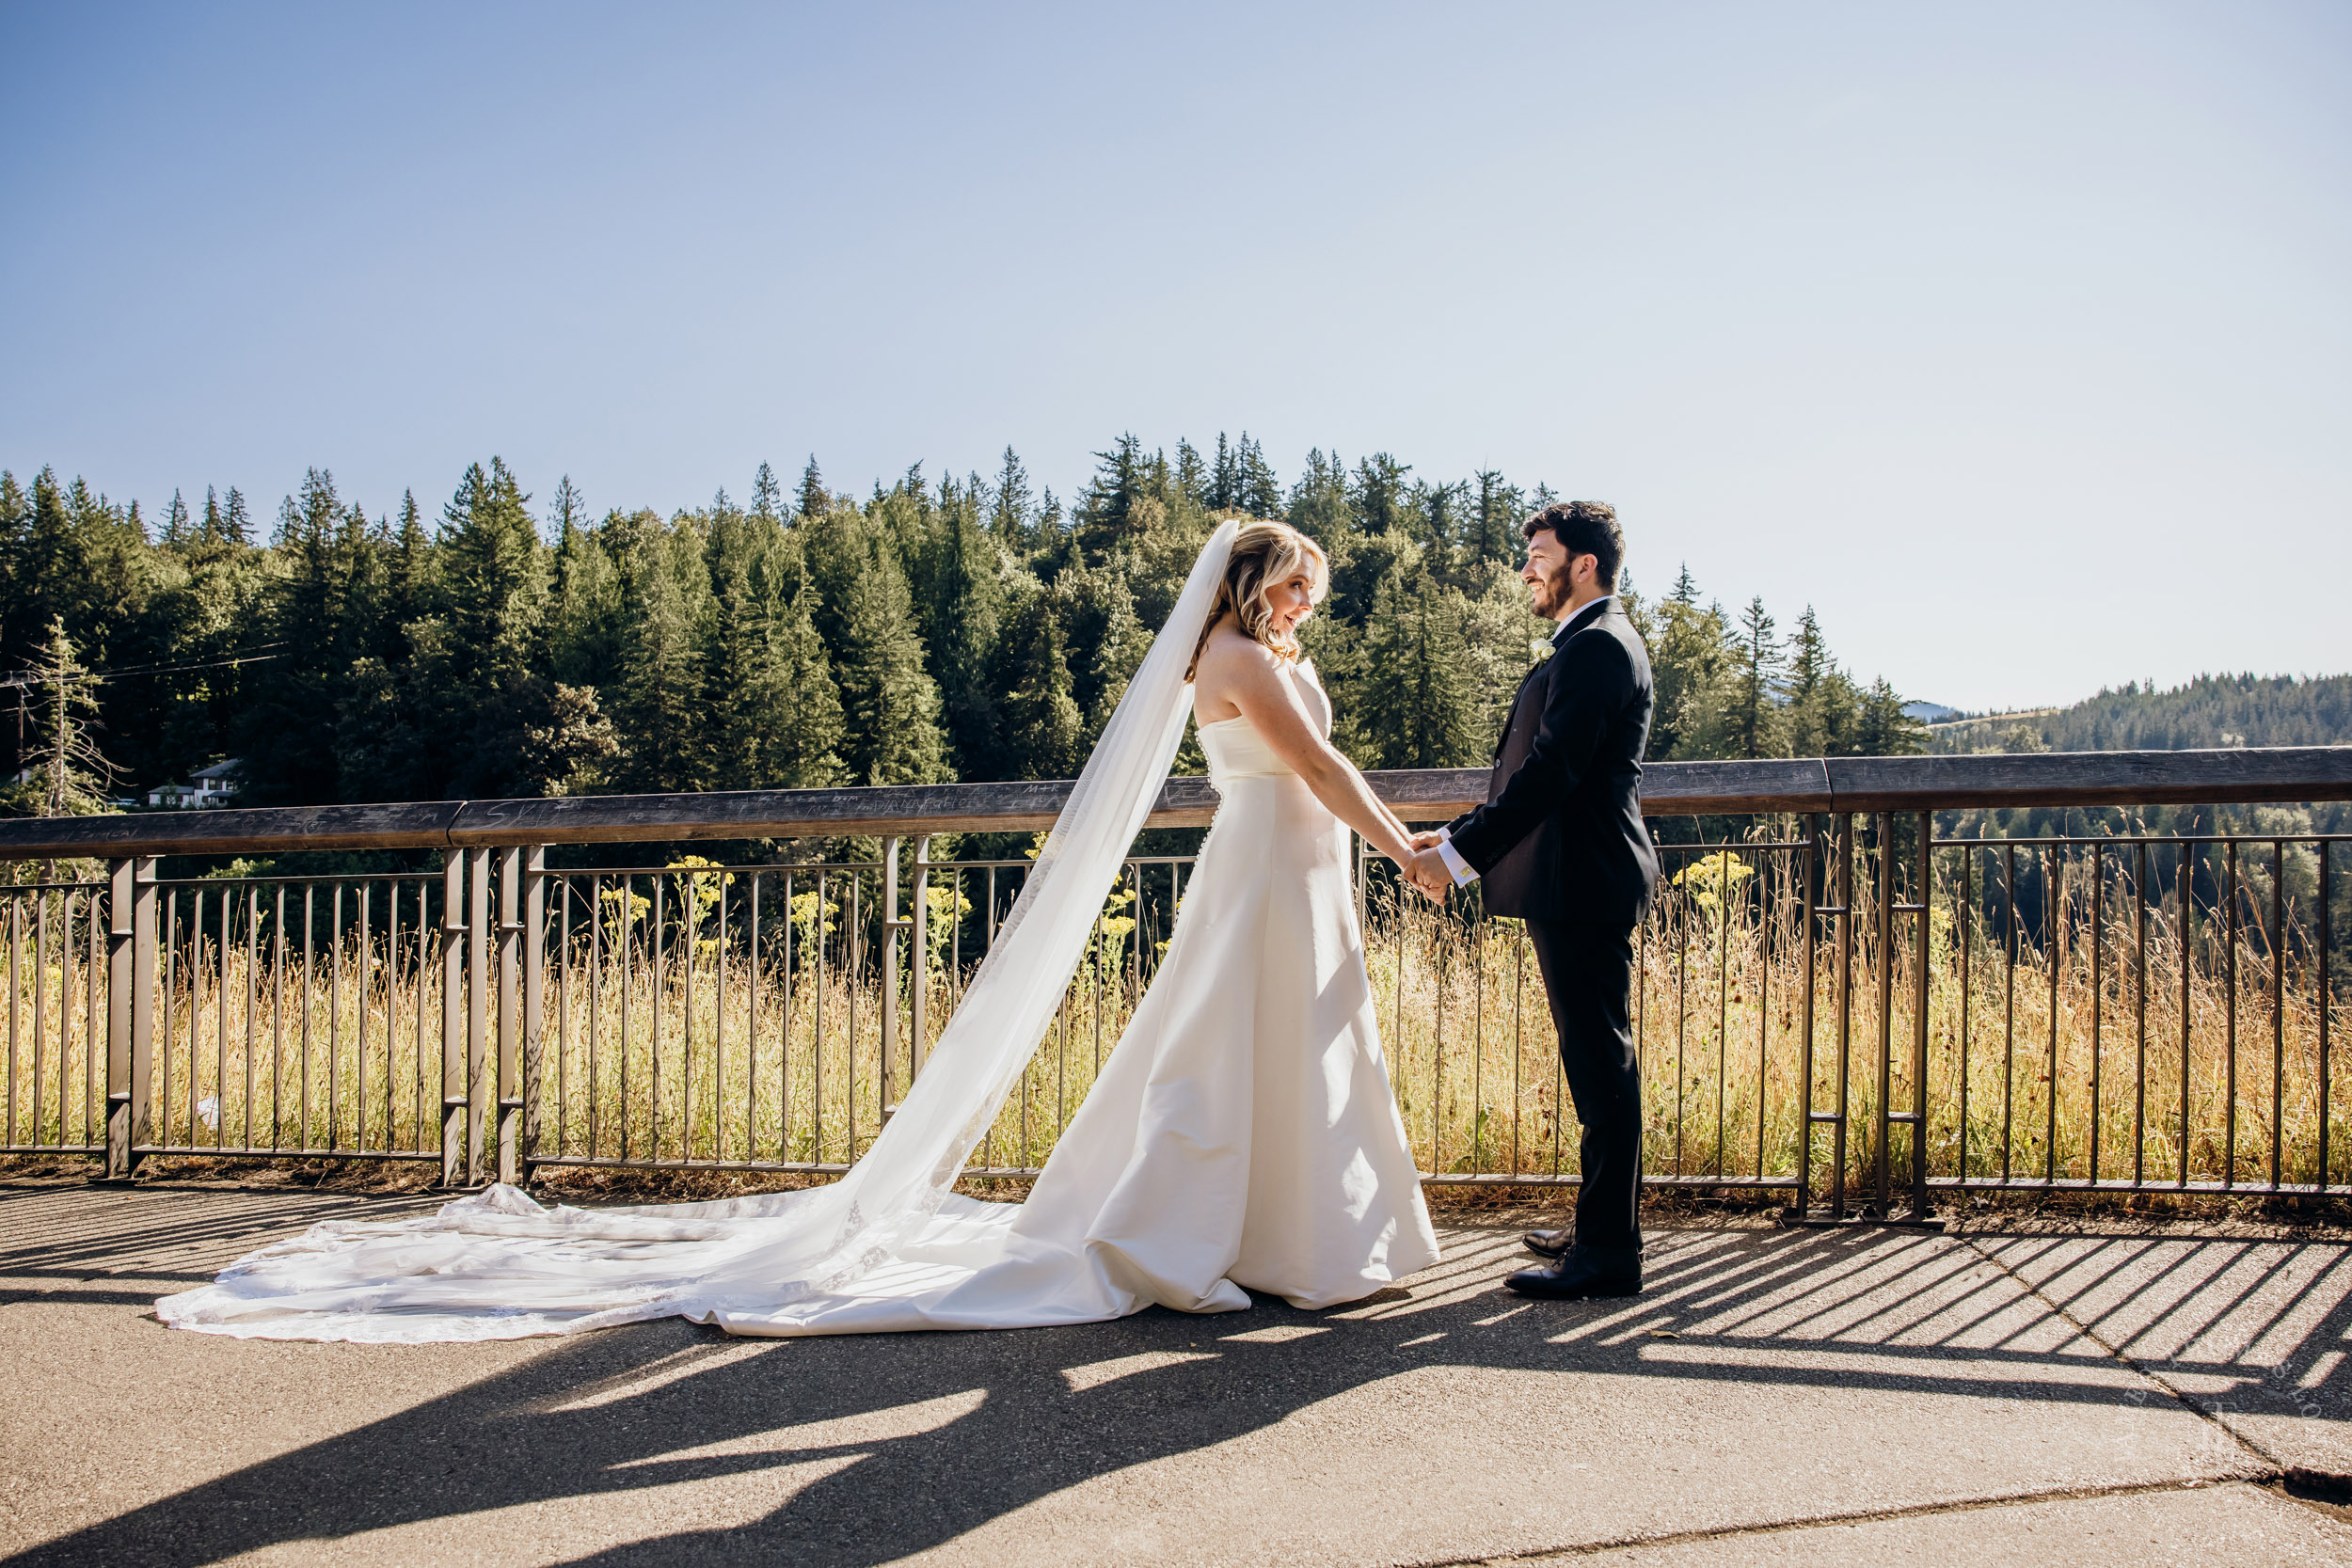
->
xmin=1428 ymin=1477 xmax=2279 ymax=1565
xmin=1952 ymin=1229 xmax=2288 ymax=1476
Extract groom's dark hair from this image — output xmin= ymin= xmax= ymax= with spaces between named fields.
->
xmin=1524 ymin=501 xmax=1623 ymax=588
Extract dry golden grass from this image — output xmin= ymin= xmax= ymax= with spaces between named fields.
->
xmin=2 ymin=851 xmax=2340 ymax=1205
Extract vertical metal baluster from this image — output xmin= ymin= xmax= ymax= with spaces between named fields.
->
xmin=580 ymin=879 xmax=597 ymax=1161
xmin=87 ymin=889 xmax=102 ymax=1148
xmin=358 ymin=883 xmax=371 ymax=1153
xmin=1835 ymin=818 xmax=1855 ymax=1217
xmin=183 ymin=888 xmax=199 ymax=1148
xmin=2090 ymin=843 xmax=2104 ymax=1185
xmin=33 ymin=888 xmax=51 ymax=1148
xmin=680 ymin=871 xmax=695 ymax=1161
xmin=1756 ymin=846 xmax=1771 ymax=1184
xmin=556 ymin=878 xmax=570 ymax=1158
xmin=1910 ymin=815 xmax=1932 ymax=1215
xmin=2001 ymin=844 xmax=2015 ymax=1186
xmin=618 ymin=873 xmax=632 ymax=1162
xmin=1472 ymin=904 xmax=1486 ymax=1174
xmin=157 ymin=893 xmax=170 ymax=1149
xmin=413 ymin=881 xmax=428 ymax=1152
xmin=378 ymin=884 xmax=392 ymax=1151
xmin=979 ymin=866 xmax=994 ymax=1169
xmin=24 ymin=890 xmax=52 ymax=1149
xmin=2318 ymin=842 xmax=2331 ymax=1190
xmin=1796 ymin=817 xmax=1820 ymax=1212
xmin=1635 ymin=902 xmax=1647 ymax=1184
xmin=1873 ymin=816 xmax=1896 ymax=1213
xmin=273 ymin=886 xmax=286 ymax=1148
xmin=776 ymin=870 xmax=790 ymax=1162
xmin=2272 ymin=839 xmax=2286 ymax=1191
xmin=2180 ymin=842 xmax=2193 ymax=1189
xmin=2135 ymin=842 xmax=2149 ymax=1187
xmin=1429 ymin=914 xmax=1443 ymax=1176
xmin=2225 ymin=839 xmax=2238 ymax=1186
xmin=300 ymin=885 xmax=314 ymax=1152
xmin=653 ymin=874 xmax=667 ymax=1162
xmin=1676 ymin=857 xmax=1689 ymax=1178
xmin=1717 ymin=848 xmax=1731 ymax=1178
xmin=848 ymin=871 xmax=860 ymax=1161
xmin=2044 ymin=849 xmax=2059 ymax=1188
xmin=716 ymin=870 xmax=729 ymax=1161
xmin=744 ymin=872 xmax=758 ymax=1161
xmin=1958 ymin=846 xmax=1973 ymax=1187
xmin=214 ymin=885 xmax=229 ymax=1149
xmin=329 ymin=882 xmax=343 ymax=1153
xmin=814 ymin=871 xmax=827 ymax=1164
xmin=56 ymin=891 xmax=71 ymax=1148
xmin=1512 ymin=919 xmax=1526 ymax=1179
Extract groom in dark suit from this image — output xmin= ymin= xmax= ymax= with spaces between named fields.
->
xmin=1406 ymin=500 xmax=1659 ymax=1299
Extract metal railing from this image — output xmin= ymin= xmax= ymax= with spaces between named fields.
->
xmin=0 ymin=745 xmax=2346 ymax=1216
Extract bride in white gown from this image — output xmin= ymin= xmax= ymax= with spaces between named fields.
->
xmin=158 ymin=519 xmax=1440 ymax=1341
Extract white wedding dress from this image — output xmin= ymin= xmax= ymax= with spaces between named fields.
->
xmin=156 ymin=521 xmax=1438 ymax=1341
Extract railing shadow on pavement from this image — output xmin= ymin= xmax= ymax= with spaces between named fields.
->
xmin=10 ymin=1218 xmax=2348 ymax=1567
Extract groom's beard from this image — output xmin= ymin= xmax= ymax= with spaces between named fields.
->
xmin=1529 ymin=574 xmax=1569 ymax=618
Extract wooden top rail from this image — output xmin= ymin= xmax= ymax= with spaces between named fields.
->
xmin=1 ymin=746 xmax=2347 ymax=861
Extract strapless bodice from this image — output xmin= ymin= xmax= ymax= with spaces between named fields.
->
xmin=1196 ymin=658 xmax=1329 ymax=784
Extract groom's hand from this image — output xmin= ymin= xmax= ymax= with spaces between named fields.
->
xmin=1408 ymin=830 xmax=1445 ymax=851
xmin=1404 ymin=847 xmax=1453 ymax=901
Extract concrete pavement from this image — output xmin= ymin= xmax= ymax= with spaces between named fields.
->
xmin=2 ymin=1180 xmax=2347 ymax=1565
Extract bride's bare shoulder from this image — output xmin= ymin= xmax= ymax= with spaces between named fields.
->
xmin=1192 ymin=622 xmax=1280 ymax=721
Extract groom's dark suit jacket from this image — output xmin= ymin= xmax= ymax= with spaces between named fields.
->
xmin=1446 ymin=597 xmax=1661 ymax=927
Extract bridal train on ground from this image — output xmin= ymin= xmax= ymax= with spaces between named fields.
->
xmin=156 ymin=519 xmax=1438 ymax=1341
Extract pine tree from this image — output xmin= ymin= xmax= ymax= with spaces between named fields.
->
xmin=438 ymin=457 xmax=547 ymax=680
xmin=1353 ymin=563 xmax=1480 ymax=768
xmin=1074 ymin=434 xmax=1153 ymax=564
xmin=1732 ymin=595 xmax=1783 ymax=759
xmin=221 ymin=486 xmax=250 ymax=546
xmin=22 ymin=616 xmax=112 ymax=816
xmin=770 ymin=561 xmax=847 ymax=787
xmin=751 ymin=462 xmax=783 ymax=521
xmin=930 ymin=489 xmax=1005 ymax=779
xmin=1854 ymin=677 xmax=1928 ymax=756
xmin=989 ymin=446 xmax=1032 ymax=551
xmin=162 ymin=490 xmax=191 ymax=549
xmin=996 ymin=587 xmax=1084 ymax=781
xmin=1235 ymin=434 xmax=1280 ymax=520
xmin=1469 ymin=470 xmax=1523 ymax=563
xmin=834 ymin=531 xmax=946 ymax=784
xmin=797 ymin=455 xmax=828 ymax=523
xmin=1350 ymin=453 xmax=1413 ymax=535
xmin=550 ymin=474 xmax=589 ymax=536
xmin=1286 ymin=448 xmax=1350 ymax=541
xmin=612 ymin=522 xmax=712 ymax=792
xmin=1208 ymin=433 xmax=1238 ymax=512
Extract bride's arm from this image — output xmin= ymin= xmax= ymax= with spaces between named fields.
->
xmin=1200 ymin=636 xmax=1420 ymax=867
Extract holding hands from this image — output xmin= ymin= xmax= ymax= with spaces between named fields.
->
xmin=1399 ymin=830 xmax=1455 ymax=903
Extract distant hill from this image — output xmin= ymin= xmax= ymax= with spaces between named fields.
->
xmin=1902 ymin=700 xmax=1960 ymax=723
xmin=1930 ymin=673 xmax=2352 ymax=755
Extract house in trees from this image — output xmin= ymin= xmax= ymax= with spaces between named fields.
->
xmin=146 ymin=759 xmax=243 ymax=810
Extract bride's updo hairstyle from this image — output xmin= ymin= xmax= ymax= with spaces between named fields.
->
xmin=1186 ymin=520 xmax=1329 ymax=681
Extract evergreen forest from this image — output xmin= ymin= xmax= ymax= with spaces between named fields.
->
xmin=0 ymin=438 xmax=1937 ymax=825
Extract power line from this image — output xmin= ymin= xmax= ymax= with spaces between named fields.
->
xmin=0 ymin=644 xmax=290 ymax=689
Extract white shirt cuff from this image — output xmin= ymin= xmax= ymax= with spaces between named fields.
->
xmin=1434 ymin=830 xmax=1478 ymax=886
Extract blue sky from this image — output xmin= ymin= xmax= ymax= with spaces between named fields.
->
xmin=3 ymin=1 xmax=2345 ymax=711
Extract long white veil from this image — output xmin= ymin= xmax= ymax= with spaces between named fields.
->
xmin=156 ymin=517 xmax=1242 ymax=1340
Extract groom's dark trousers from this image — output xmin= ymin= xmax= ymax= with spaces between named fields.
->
xmin=1446 ymin=596 xmax=1659 ymax=1253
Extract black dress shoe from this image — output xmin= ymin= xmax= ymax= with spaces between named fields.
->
xmin=1505 ymin=1243 xmax=1642 ymax=1300
xmin=1522 ymin=1227 xmax=1570 ymax=1260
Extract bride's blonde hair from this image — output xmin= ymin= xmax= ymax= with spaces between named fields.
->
xmin=1185 ymin=520 xmax=1329 ymax=681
